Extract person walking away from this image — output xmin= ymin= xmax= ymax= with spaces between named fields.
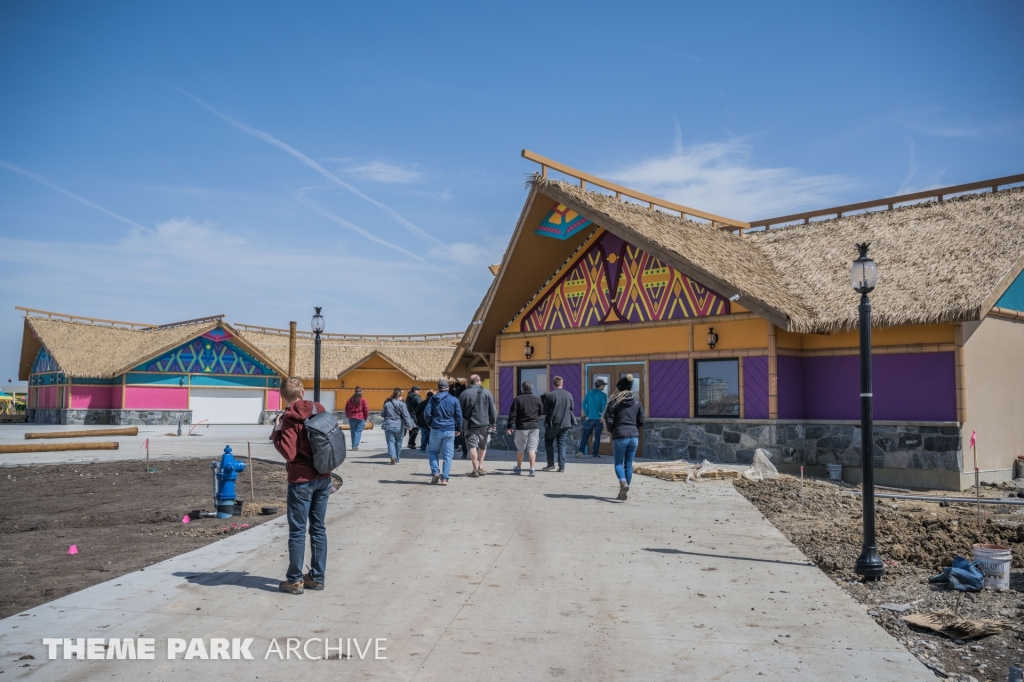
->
xmin=405 ymin=386 xmax=423 ymax=449
xmin=451 ymin=381 xmax=469 ymax=460
xmin=579 ymin=378 xmax=608 ymax=458
xmin=270 ymin=377 xmax=332 ymax=594
xmin=604 ymin=375 xmax=645 ymax=501
xmin=416 ymin=390 xmax=434 ymax=453
xmin=344 ymin=387 xmax=369 ymax=450
xmin=507 ymin=380 xmax=542 ymax=476
xmin=541 ymin=376 xmax=576 ymax=472
xmin=382 ymin=388 xmax=415 ymax=465
xmin=423 ymin=379 xmax=463 ymax=485
xmin=459 ymin=374 xmax=497 ymax=477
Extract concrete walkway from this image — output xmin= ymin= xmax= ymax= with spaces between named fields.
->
xmin=0 ymin=445 xmax=932 ymax=681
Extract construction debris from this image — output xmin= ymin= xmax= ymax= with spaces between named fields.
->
xmin=903 ymin=610 xmax=1013 ymax=641
xmin=25 ymin=427 xmax=138 ymax=440
xmin=634 ymin=449 xmax=779 ymax=483
xmin=0 ymin=441 xmax=120 ymax=454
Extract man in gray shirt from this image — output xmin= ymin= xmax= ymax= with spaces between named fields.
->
xmin=541 ymin=375 xmax=576 ymax=472
xmin=459 ymin=374 xmax=497 ymax=477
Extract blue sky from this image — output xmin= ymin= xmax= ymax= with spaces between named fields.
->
xmin=1 ymin=1 xmax=1022 ymax=381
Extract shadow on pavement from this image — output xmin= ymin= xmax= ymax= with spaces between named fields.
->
xmin=544 ymin=493 xmax=620 ymax=503
xmin=642 ymin=548 xmax=814 ymax=567
xmin=173 ymin=571 xmax=280 ymax=592
xmin=378 ymin=479 xmax=432 ymax=485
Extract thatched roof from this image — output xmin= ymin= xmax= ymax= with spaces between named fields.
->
xmin=520 ymin=176 xmax=1024 ymax=333
xmin=235 ymin=329 xmax=458 ymax=383
xmin=19 ymin=317 xmax=232 ymax=379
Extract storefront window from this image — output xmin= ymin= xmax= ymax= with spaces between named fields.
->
xmin=518 ymin=366 xmax=548 ymax=395
xmin=695 ymin=359 xmax=740 ymax=417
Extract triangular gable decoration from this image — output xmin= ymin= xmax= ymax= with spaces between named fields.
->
xmin=535 ymin=203 xmax=593 ymax=240
xmin=523 ymin=230 xmax=729 ymax=332
xmin=31 ymin=346 xmax=59 ymax=374
xmin=135 ymin=329 xmax=274 ymax=375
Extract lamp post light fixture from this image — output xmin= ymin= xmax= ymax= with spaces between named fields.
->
xmin=851 ymin=243 xmax=884 ymax=581
xmin=311 ymin=307 xmax=325 ymax=403
xmin=706 ymin=328 xmax=719 ymax=350
xmin=523 ymin=341 xmax=534 ymax=359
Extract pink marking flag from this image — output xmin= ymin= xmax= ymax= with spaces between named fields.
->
xmin=182 ymin=515 xmax=190 ymax=524
xmin=241 ymin=524 xmax=250 ymax=528
xmin=970 ymin=431 xmax=977 ymax=448
xmin=67 ymin=544 xmax=78 ymax=555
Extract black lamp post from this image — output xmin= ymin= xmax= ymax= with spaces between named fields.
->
xmin=311 ymin=307 xmax=324 ymax=403
xmin=851 ymin=243 xmax=884 ymax=580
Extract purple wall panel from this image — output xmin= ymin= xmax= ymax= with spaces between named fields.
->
xmin=798 ymin=352 xmax=956 ymax=421
xmin=743 ymin=356 xmax=770 ymax=419
xmin=776 ymin=355 xmax=803 ymax=419
xmin=550 ymin=364 xmax=582 ymax=415
xmin=649 ymin=359 xmax=689 ymax=418
xmin=498 ymin=367 xmax=514 ymax=415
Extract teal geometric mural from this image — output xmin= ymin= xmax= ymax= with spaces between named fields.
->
xmin=135 ymin=333 xmax=273 ymax=376
xmin=31 ymin=347 xmax=59 ymax=374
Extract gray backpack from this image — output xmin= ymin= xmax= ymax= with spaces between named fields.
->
xmin=304 ymin=402 xmax=347 ymax=473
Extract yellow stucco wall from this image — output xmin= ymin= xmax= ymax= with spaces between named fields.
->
xmin=962 ymin=318 xmax=1024 ymax=473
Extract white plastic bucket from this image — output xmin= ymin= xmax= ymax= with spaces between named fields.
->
xmin=825 ymin=463 xmax=843 ymax=481
xmin=973 ymin=543 xmax=1012 ymax=591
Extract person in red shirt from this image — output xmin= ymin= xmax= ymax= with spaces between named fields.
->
xmin=344 ymin=387 xmax=370 ymax=450
xmin=271 ymin=377 xmax=332 ymax=595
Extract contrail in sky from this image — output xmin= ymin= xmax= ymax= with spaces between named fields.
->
xmin=0 ymin=159 xmax=147 ymax=230
xmin=166 ymin=81 xmax=445 ymax=248
xmin=294 ymin=189 xmax=431 ymax=266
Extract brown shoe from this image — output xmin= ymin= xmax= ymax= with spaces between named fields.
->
xmin=279 ymin=579 xmax=304 ymax=595
xmin=468 ymin=471 xmax=479 ymax=477
xmin=478 ymin=468 xmax=487 ymax=476
xmin=389 ymin=458 xmax=396 ymax=465
xmin=303 ymin=574 xmax=324 ymax=591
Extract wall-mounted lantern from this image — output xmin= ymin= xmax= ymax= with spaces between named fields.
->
xmin=706 ymin=328 xmax=719 ymax=350
xmin=523 ymin=341 xmax=535 ymax=359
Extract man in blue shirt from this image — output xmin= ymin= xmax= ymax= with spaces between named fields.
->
xmin=579 ymin=378 xmax=608 ymax=458
xmin=423 ymin=379 xmax=464 ymax=485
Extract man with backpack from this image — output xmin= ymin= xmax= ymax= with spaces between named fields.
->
xmin=271 ymin=377 xmax=344 ymax=595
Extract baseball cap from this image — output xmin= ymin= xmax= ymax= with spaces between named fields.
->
xmin=411 ymin=385 xmax=420 ymax=391
xmin=437 ymin=379 xmax=450 ymax=390
xmin=594 ymin=378 xmax=607 ymax=387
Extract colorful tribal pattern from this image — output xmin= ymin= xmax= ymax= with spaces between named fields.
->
xmin=136 ymin=338 xmax=272 ymax=375
xmin=31 ymin=347 xmax=59 ymax=373
xmin=535 ymin=203 xmax=593 ymax=240
xmin=521 ymin=231 xmax=729 ymax=331
xmin=202 ymin=328 xmax=232 ymax=342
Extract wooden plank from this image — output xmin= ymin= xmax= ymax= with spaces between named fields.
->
xmin=0 ymin=442 xmax=119 ymax=454
xmin=25 ymin=427 xmax=138 ymax=440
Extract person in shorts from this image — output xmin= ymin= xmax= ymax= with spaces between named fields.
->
xmin=458 ymin=374 xmax=497 ymax=477
xmin=507 ymin=380 xmax=543 ymax=477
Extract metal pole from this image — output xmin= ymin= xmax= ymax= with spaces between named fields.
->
xmin=855 ymin=291 xmax=885 ymax=580
xmin=313 ymin=331 xmax=321 ymax=403
xmin=248 ymin=441 xmax=255 ymax=505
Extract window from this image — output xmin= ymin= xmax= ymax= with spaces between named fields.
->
xmin=518 ymin=366 xmax=548 ymax=395
xmin=695 ymin=359 xmax=739 ymax=417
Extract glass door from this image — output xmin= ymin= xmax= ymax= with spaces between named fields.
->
xmin=587 ymin=363 xmax=645 ymax=456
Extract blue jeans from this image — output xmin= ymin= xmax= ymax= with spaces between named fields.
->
xmin=286 ymin=477 xmax=331 ymax=583
xmin=545 ymin=427 xmax=571 ymax=469
xmin=348 ymin=418 xmax=365 ymax=448
xmin=384 ymin=428 xmax=405 ymax=462
xmin=428 ymin=429 xmax=455 ymax=480
xmin=579 ymin=419 xmax=603 ymax=455
xmin=419 ymin=427 xmax=430 ymax=452
xmin=613 ymin=437 xmax=639 ymax=485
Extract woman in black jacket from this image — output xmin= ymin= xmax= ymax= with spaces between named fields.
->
xmin=604 ymin=375 xmax=646 ymax=501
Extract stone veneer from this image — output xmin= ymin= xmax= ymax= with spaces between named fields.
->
xmin=27 ymin=408 xmax=192 ymax=426
xmin=489 ymin=416 xmax=963 ymax=472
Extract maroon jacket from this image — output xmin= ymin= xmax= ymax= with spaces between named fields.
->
xmin=344 ymin=396 xmax=369 ymax=421
xmin=270 ymin=400 xmax=331 ymax=483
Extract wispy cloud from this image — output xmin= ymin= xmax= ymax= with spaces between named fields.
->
xmin=647 ymin=45 xmax=703 ymax=63
xmin=427 ymin=236 xmax=506 ymax=271
xmin=604 ymin=138 xmax=856 ymax=220
xmin=344 ymin=161 xmax=423 ymax=184
xmin=0 ymin=159 xmax=147 ymax=229
xmin=293 ymin=187 xmax=430 ymax=265
xmin=895 ymin=136 xmax=946 ymax=195
xmin=165 ymin=81 xmax=445 ymax=248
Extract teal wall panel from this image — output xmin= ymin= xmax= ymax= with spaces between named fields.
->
xmin=126 ymin=373 xmax=187 ymax=386
xmin=72 ymin=378 xmax=117 ymax=385
xmin=190 ymin=375 xmax=268 ymax=388
xmin=996 ymin=270 xmax=1024 ymax=312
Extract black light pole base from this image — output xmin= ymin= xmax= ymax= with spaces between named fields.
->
xmin=855 ymin=545 xmax=885 ymax=580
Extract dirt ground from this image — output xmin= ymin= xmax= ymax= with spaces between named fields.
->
xmin=0 ymin=457 xmax=293 ymax=620
xmin=735 ymin=475 xmax=1024 ymax=682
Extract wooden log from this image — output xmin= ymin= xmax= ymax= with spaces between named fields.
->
xmin=25 ymin=427 xmax=138 ymax=440
xmin=0 ymin=442 xmax=120 ymax=454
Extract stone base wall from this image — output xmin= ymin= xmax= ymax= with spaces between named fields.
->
xmin=27 ymin=409 xmax=192 ymax=426
xmin=490 ymin=416 xmax=963 ymax=472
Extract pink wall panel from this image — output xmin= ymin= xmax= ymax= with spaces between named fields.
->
xmin=267 ymin=390 xmax=280 ymax=411
xmin=112 ymin=384 xmax=123 ymax=409
xmin=71 ymin=385 xmax=114 ymax=410
xmin=39 ymin=386 xmax=57 ymax=409
xmin=123 ymin=386 xmax=188 ymax=410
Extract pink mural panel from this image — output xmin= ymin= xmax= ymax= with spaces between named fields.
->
xmin=123 ymin=386 xmax=189 ymax=410
xmin=267 ymin=390 xmax=280 ymax=411
xmin=112 ymin=385 xmax=123 ymax=409
xmin=71 ymin=386 xmax=114 ymax=410
xmin=38 ymin=386 xmax=57 ymax=409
